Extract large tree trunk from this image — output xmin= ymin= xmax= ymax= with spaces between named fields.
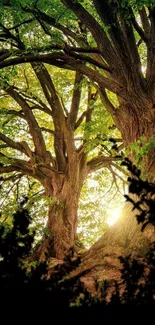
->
xmin=33 ymin=153 xmax=87 ymax=261
xmin=41 ymin=184 xmax=80 ymax=260
xmin=111 ymin=89 xmax=155 ymax=167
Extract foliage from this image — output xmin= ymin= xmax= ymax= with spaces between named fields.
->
xmin=122 ymin=158 xmax=155 ymax=230
xmin=127 ymin=136 xmax=155 ymax=175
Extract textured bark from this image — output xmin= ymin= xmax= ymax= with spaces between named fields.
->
xmin=113 ymin=93 xmax=155 ymax=178
xmin=33 ymin=151 xmax=88 ymax=260
xmin=65 ymin=199 xmax=155 ymax=298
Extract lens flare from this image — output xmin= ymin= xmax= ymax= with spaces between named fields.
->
xmin=107 ymin=207 xmax=121 ymax=226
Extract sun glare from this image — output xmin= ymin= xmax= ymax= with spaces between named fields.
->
xmin=107 ymin=207 xmax=121 ymax=226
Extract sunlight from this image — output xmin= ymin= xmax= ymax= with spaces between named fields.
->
xmin=106 ymin=207 xmax=121 ymax=226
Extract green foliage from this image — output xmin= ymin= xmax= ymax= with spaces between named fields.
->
xmin=128 ymin=135 xmax=155 ymax=171
xmin=126 ymin=0 xmax=155 ymax=9
xmin=83 ymin=110 xmax=115 ymax=154
xmin=0 ymin=177 xmax=48 ymax=241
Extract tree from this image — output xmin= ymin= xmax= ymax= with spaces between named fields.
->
xmin=0 ymin=65 xmax=124 ymax=260
xmin=0 ymin=0 xmax=154 ymax=263
xmin=0 ymin=2 xmax=126 ymax=259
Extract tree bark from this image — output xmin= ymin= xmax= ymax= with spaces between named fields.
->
xmin=32 ymin=152 xmax=87 ymax=261
xmin=66 ymin=198 xmax=155 ymax=298
xmin=113 ymin=92 xmax=155 ymax=178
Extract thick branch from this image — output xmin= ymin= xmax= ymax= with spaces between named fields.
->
xmin=20 ymin=91 xmax=52 ymax=116
xmin=131 ymin=10 xmax=148 ymax=44
xmin=146 ymin=6 xmax=155 ymax=88
xmin=111 ymin=162 xmax=129 ymax=177
xmin=139 ymin=7 xmax=151 ymax=37
xmin=40 ymin=127 xmax=54 ymax=135
xmin=0 ymin=52 xmax=118 ymax=92
xmin=0 ymin=156 xmax=33 ymax=176
xmin=0 ymin=166 xmax=20 ymax=174
xmin=77 ymin=64 xmax=118 ymax=93
xmin=0 ymin=52 xmax=68 ymax=69
xmin=61 ymin=0 xmax=117 ymax=66
xmin=75 ymin=87 xmax=97 ymax=130
xmin=68 ymin=72 xmax=83 ymax=128
xmin=86 ymin=87 xmax=98 ymax=123
xmin=31 ymin=62 xmax=68 ymax=171
xmin=31 ymin=62 xmax=65 ymax=119
xmin=0 ymin=132 xmax=28 ymax=156
xmin=65 ymin=46 xmax=102 ymax=54
xmin=75 ymin=112 xmax=86 ymax=130
xmin=92 ymin=0 xmax=133 ymax=69
xmin=5 ymin=86 xmax=47 ymax=159
xmin=0 ymin=23 xmax=24 ymax=49
xmin=0 ymin=49 xmax=12 ymax=61
xmin=8 ymin=18 xmax=35 ymax=30
xmin=119 ymin=16 xmax=144 ymax=83
xmin=31 ymin=63 xmax=56 ymax=109
xmin=99 ymin=86 xmax=116 ymax=116
xmin=6 ymin=109 xmax=26 ymax=120
xmin=87 ymin=155 xmax=121 ymax=174
xmin=1 ymin=172 xmax=23 ymax=183
xmin=0 ymin=44 xmax=110 ymax=73
xmin=26 ymin=6 xmax=86 ymax=44
xmin=64 ymin=48 xmax=111 ymax=72
xmin=92 ymin=0 xmax=146 ymax=87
